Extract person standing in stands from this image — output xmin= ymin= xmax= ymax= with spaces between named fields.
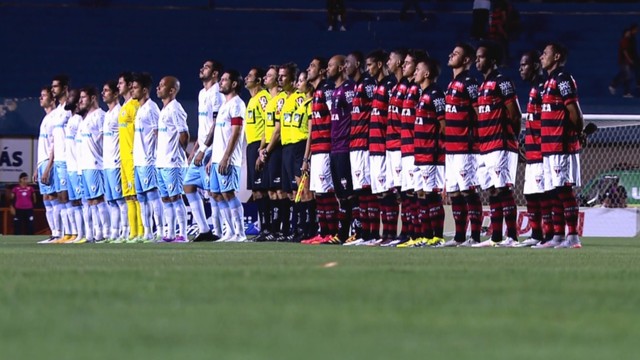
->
xmin=10 ymin=172 xmax=36 ymax=235
xmin=609 ymin=25 xmax=637 ymax=98
xmin=326 ymin=0 xmax=346 ymax=31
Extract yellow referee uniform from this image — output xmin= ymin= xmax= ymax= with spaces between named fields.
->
xmin=118 ymin=98 xmax=143 ymax=238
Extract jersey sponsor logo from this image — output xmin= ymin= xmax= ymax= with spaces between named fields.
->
xmin=478 ymin=105 xmax=491 ymax=114
xmin=541 ymin=104 xmax=552 ymax=112
xmin=401 ymin=108 xmax=411 ymax=116
xmin=415 ymin=117 xmax=424 ymax=125
xmin=445 ymin=104 xmax=457 ymax=113
xmin=352 ymin=106 xmax=360 ymax=114
xmin=371 ymin=108 xmax=380 ymax=116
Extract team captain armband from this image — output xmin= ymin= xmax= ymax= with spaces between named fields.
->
xmin=231 ymin=117 xmax=243 ymax=126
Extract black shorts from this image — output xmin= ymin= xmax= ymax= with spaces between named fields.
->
xmin=265 ymin=144 xmax=283 ymax=190
xmin=330 ymin=152 xmax=353 ymax=199
xmin=282 ymin=141 xmax=306 ymax=193
xmin=246 ymin=141 xmax=267 ymax=191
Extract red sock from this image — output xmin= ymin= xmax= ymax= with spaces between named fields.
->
xmin=557 ymin=186 xmax=579 ymax=235
xmin=502 ymin=190 xmax=518 ymax=240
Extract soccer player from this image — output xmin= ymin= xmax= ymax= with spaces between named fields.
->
xmin=63 ymin=89 xmax=87 ymax=243
xmin=117 ymin=71 xmax=143 ymax=241
xmin=535 ymin=42 xmax=584 ymax=249
xmin=256 ymin=66 xmax=286 ymax=241
xmin=244 ymin=67 xmax=272 ymax=242
xmin=35 ymin=86 xmax=60 ymax=244
xmin=156 ymin=76 xmax=190 ymax=242
xmin=412 ymin=57 xmax=447 ymax=247
xmin=516 ymin=50 xmax=553 ymax=248
xmin=207 ymin=69 xmax=247 ymax=242
xmin=49 ymin=74 xmax=74 ymax=242
xmin=102 ymin=80 xmax=128 ymax=242
xmin=327 ymin=54 xmax=356 ymax=244
xmin=186 ymin=60 xmax=225 ymax=242
xmin=472 ymin=41 xmax=522 ymax=248
xmin=131 ymin=73 xmax=162 ymax=242
xmin=77 ymin=86 xmax=110 ymax=243
xmin=439 ymin=43 xmax=483 ymax=247
xmin=278 ymin=63 xmax=307 ymax=242
xmin=345 ymin=51 xmax=379 ymax=245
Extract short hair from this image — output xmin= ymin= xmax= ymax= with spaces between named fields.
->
xmin=132 ymin=72 xmax=153 ymax=90
xmin=205 ymin=59 xmax=224 ymax=75
xmin=81 ymin=85 xmax=99 ymax=99
xmin=118 ymin=71 xmax=134 ymax=84
xmin=40 ymin=86 xmax=53 ymax=96
xmin=52 ymin=74 xmax=70 ymax=88
xmin=224 ymin=69 xmax=243 ymax=93
xmin=547 ymin=41 xmax=568 ymax=65
xmin=478 ymin=40 xmax=503 ymax=65
xmin=349 ymin=51 xmax=364 ymax=68
xmin=456 ymin=42 xmax=476 ymax=62
xmin=390 ymin=47 xmax=408 ymax=63
xmin=312 ymin=56 xmax=327 ymax=70
xmin=251 ymin=67 xmax=266 ymax=86
xmin=421 ymin=57 xmax=441 ymax=80
xmin=407 ymin=49 xmax=429 ymax=65
xmin=104 ymin=80 xmax=118 ymax=93
xmin=366 ymin=49 xmax=388 ymax=64
xmin=279 ymin=62 xmax=299 ymax=80
xmin=19 ymin=172 xmax=28 ymax=179
xmin=522 ymin=50 xmax=541 ymax=66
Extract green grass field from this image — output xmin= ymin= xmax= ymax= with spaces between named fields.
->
xmin=1 ymin=236 xmax=639 ymax=360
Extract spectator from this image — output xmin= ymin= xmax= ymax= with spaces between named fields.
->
xmin=488 ymin=0 xmax=509 ymax=65
xmin=609 ymin=24 xmax=637 ymax=98
xmin=601 ymin=176 xmax=628 ymax=208
xmin=327 ymin=0 xmax=346 ymax=31
xmin=471 ymin=0 xmax=491 ymax=40
xmin=10 ymin=172 xmax=36 ymax=235
xmin=400 ymin=0 xmax=429 ymax=22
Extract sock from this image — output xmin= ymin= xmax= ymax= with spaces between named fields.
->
xmin=66 ymin=202 xmax=77 ymax=235
xmin=540 ymin=192 xmax=553 ymax=241
xmin=257 ymin=196 xmax=270 ymax=233
xmin=525 ymin=193 xmax=543 ymax=240
xmin=325 ymin=195 xmax=339 ymax=236
xmin=367 ymin=195 xmax=381 ymax=240
xmin=489 ymin=195 xmax=504 ymax=242
xmin=451 ymin=195 xmax=468 ymax=242
xmin=400 ymin=195 xmax=411 ymax=238
xmin=137 ymin=193 xmax=151 ymax=238
xmin=135 ymin=200 xmax=144 ymax=237
xmin=52 ymin=199 xmax=63 ymax=236
xmin=173 ymin=197 xmax=188 ymax=237
xmin=280 ymin=198 xmax=292 ymax=235
xmin=307 ymin=199 xmax=318 ymax=237
xmin=43 ymin=200 xmax=56 ymax=236
xmin=90 ymin=204 xmax=102 ymax=240
xmin=116 ymin=199 xmax=128 ymax=239
xmin=386 ymin=195 xmax=399 ymax=239
xmin=558 ymin=186 xmax=579 ymax=235
xmin=338 ymin=197 xmax=352 ymax=241
xmin=108 ymin=201 xmax=120 ymax=239
xmin=147 ymin=190 xmax=163 ymax=238
xmin=418 ymin=197 xmax=432 ymax=239
xmin=465 ymin=192 xmax=482 ymax=242
xmin=410 ymin=198 xmax=421 ymax=239
xmin=210 ymin=200 xmax=222 ymax=236
xmin=551 ymin=189 xmax=566 ymax=236
xmin=228 ymin=196 xmax=245 ymax=237
xmin=502 ymin=190 xmax=518 ymax=240
xmin=82 ymin=200 xmax=93 ymax=241
xmin=428 ymin=192 xmax=445 ymax=238
xmin=316 ymin=195 xmax=328 ymax=236
xmin=186 ymin=191 xmax=209 ymax=233
xmin=74 ymin=204 xmax=84 ymax=240
xmin=97 ymin=201 xmax=110 ymax=239
xmin=218 ymin=200 xmax=232 ymax=236
xmin=126 ymin=199 xmax=138 ymax=238
xmin=163 ymin=201 xmax=176 ymax=238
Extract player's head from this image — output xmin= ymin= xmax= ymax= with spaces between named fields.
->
xmin=366 ymin=49 xmax=387 ymax=79
xmin=264 ymin=65 xmax=279 ymax=90
xmin=403 ymin=49 xmax=428 ymax=79
xmin=415 ymin=57 xmax=440 ymax=85
xmin=102 ymin=80 xmax=119 ymax=104
xmin=245 ymin=67 xmax=265 ymax=90
xmin=345 ymin=51 xmax=363 ymax=79
xmin=65 ymin=88 xmax=80 ymax=113
xmin=131 ymin=72 xmax=153 ymax=101
xmin=39 ymin=86 xmax=54 ymax=108
xmin=476 ymin=41 xmax=502 ymax=74
xmin=540 ymin=42 xmax=568 ymax=71
xmin=307 ymin=56 xmax=327 ymax=83
xmin=327 ymin=55 xmax=346 ymax=80
xmin=200 ymin=59 xmax=223 ymax=82
xmin=51 ymin=74 xmax=70 ymax=101
xmin=157 ymin=76 xmax=180 ymax=101
xmin=278 ymin=62 xmax=299 ymax=92
xmin=78 ymin=86 xmax=98 ymax=113
xmin=117 ymin=71 xmax=134 ymax=97
xmin=448 ymin=42 xmax=475 ymax=70
xmin=519 ymin=50 xmax=541 ymax=81
xmin=220 ymin=69 xmax=243 ymax=96
xmin=387 ymin=48 xmax=407 ymax=73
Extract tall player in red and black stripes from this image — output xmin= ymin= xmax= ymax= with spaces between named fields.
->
xmin=380 ymin=48 xmax=408 ymax=247
xmin=439 ymin=43 xmax=483 ymax=247
xmin=535 ymin=42 xmax=584 ymax=249
xmin=515 ymin=50 xmax=555 ymax=247
xmin=472 ymin=41 xmax=522 ymax=248
xmin=412 ymin=57 xmax=447 ymax=247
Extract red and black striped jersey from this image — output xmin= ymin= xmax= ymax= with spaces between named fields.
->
xmin=540 ymin=67 xmax=581 ymax=155
xmin=387 ymin=77 xmax=409 ymax=151
xmin=445 ymin=70 xmax=479 ymax=154
xmin=415 ymin=84 xmax=446 ymax=166
xmin=400 ymin=82 xmax=420 ymax=157
xmin=524 ymin=77 xmax=545 ymax=164
xmin=477 ymin=70 xmax=519 ymax=154
xmin=311 ymin=80 xmax=335 ymax=155
xmin=369 ymin=75 xmax=397 ymax=156
xmin=350 ymin=76 xmax=377 ymax=151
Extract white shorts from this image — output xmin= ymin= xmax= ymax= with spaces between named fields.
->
xmin=401 ymin=156 xmax=418 ymax=192
xmin=523 ymin=162 xmax=545 ymax=195
xmin=476 ymin=156 xmax=492 ymax=191
xmin=350 ymin=150 xmax=371 ymax=191
xmin=310 ymin=153 xmax=334 ymax=194
xmin=415 ymin=165 xmax=445 ymax=192
xmin=370 ymin=155 xmax=390 ymax=194
xmin=479 ymin=150 xmax=518 ymax=189
xmin=385 ymin=150 xmax=402 ymax=188
xmin=445 ymin=153 xmax=479 ymax=192
xmin=543 ymin=153 xmax=581 ymax=189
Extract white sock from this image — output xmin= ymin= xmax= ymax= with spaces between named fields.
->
xmin=139 ymin=199 xmax=151 ymax=238
xmin=228 ymin=197 xmax=245 ymax=236
xmin=117 ymin=199 xmax=128 ymax=239
xmin=82 ymin=201 xmax=93 ymax=241
xmin=173 ymin=198 xmax=188 ymax=238
xmin=186 ymin=192 xmax=209 ymax=233
xmin=44 ymin=200 xmax=56 ymax=237
xmin=108 ymin=201 xmax=120 ymax=239
xmin=147 ymin=190 xmax=163 ymax=239
xmin=97 ymin=201 xmax=110 ymax=239
xmin=52 ymin=199 xmax=62 ymax=237
xmin=74 ymin=205 xmax=84 ymax=240
xmin=210 ymin=200 xmax=221 ymax=236
xmin=163 ymin=201 xmax=175 ymax=239
xmin=59 ymin=203 xmax=70 ymax=236
xmin=91 ymin=204 xmax=102 ymax=240
xmin=66 ymin=202 xmax=77 ymax=235
xmin=218 ymin=200 xmax=232 ymax=237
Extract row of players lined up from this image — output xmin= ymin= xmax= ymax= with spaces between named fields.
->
xmin=34 ymin=39 xmax=584 ymax=248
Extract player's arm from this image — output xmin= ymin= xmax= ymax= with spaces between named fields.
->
xmin=567 ymin=101 xmax=584 ymax=133
xmin=505 ymin=100 xmax=522 ymax=135
xmin=179 ymin=131 xmax=189 ymax=152
xmin=265 ymin=121 xmax=281 ymax=155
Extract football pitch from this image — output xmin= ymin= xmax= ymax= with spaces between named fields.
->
xmin=1 ymin=236 xmax=639 ymax=360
